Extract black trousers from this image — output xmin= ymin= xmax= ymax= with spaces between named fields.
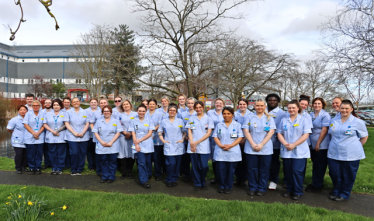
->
xmin=119 ymin=158 xmax=135 ymax=175
xmin=14 ymin=147 xmax=28 ymax=170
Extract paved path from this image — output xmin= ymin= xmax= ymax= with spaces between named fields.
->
xmin=0 ymin=171 xmax=373 ymax=218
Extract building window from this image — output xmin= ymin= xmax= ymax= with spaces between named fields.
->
xmin=76 ymin=79 xmax=82 ymax=84
xmin=22 ymin=79 xmax=24 ymax=84
xmin=66 ymin=58 xmax=69 ymax=62
xmin=22 ymin=59 xmax=25 ymax=62
xmin=1 ymin=55 xmax=3 ymax=58
xmin=38 ymin=59 xmax=40 ymax=62
xmin=47 ymin=59 xmax=50 ymax=62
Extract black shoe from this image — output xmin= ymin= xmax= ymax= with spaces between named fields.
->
xmin=292 ymin=194 xmax=302 ymax=200
xmin=55 ymin=171 xmax=62 ymax=175
xmin=166 ymin=182 xmax=173 ymax=188
xmin=107 ymin=179 xmax=114 ymax=183
xmin=16 ymin=170 xmax=22 ymax=174
xmin=120 ymin=175 xmax=126 ymax=179
xmin=183 ymin=177 xmax=193 ymax=182
xmin=305 ymin=184 xmax=322 ymax=193
xmin=71 ymin=172 xmax=77 ymax=176
xmin=247 ymin=190 xmax=255 ymax=196
xmin=224 ymin=189 xmax=231 ymax=194
xmin=50 ymin=171 xmax=56 ymax=175
xmin=202 ymin=185 xmax=208 ymax=190
xmin=282 ymin=192 xmax=291 ymax=198
xmin=217 ymin=188 xmax=224 ymax=193
xmin=100 ymin=179 xmax=107 ymax=183
xmin=141 ymin=183 xmax=150 ymax=188
xmin=210 ymin=179 xmax=217 ymax=185
xmin=235 ymin=180 xmax=246 ymax=186
xmin=127 ymin=173 xmax=133 ymax=179
xmin=97 ymin=173 xmax=102 ymax=177
xmin=28 ymin=169 xmax=35 ymax=175
xmin=172 ymin=182 xmax=177 ymax=187
xmin=194 ymin=186 xmax=201 ymax=191
xmin=256 ymin=191 xmax=265 ymax=196
xmin=155 ymin=176 xmax=162 ymax=181
xmin=333 ymin=196 xmax=345 ymax=202
xmin=35 ymin=169 xmax=42 ymax=175
xmin=22 ymin=167 xmax=29 ymax=172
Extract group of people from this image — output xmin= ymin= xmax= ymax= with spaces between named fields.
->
xmin=6 ymin=93 xmax=368 ymax=202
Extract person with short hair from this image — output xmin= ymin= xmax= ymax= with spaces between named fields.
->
xmin=141 ymin=98 xmax=149 ymax=108
xmin=7 ymin=105 xmax=29 ymax=174
xmin=93 ymin=105 xmax=123 ymax=183
xmin=62 ymin=97 xmax=72 ymax=112
xmin=86 ymin=98 xmax=100 ymax=172
xmin=112 ymin=96 xmax=122 ymax=118
xmin=328 ymin=100 xmax=368 ymax=201
xmin=277 ymin=100 xmax=312 ymax=200
xmin=331 ymin=97 xmax=344 ymax=121
xmin=62 ymin=97 xmax=72 ymax=168
xmin=63 ymin=97 xmax=90 ymax=175
xmin=42 ymin=99 xmax=67 ymax=175
xmin=41 ymin=98 xmax=53 ymax=169
xmin=25 ymin=93 xmax=35 ymax=112
xmin=23 ymin=100 xmax=45 ymax=175
xmin=213 ymin=106 xmax=244 ymax=194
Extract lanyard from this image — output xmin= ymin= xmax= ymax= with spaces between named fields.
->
xmin=35 ymin=117 xmax=40 ymax=129
xmin=53 ymin=115 xmax=59 ymax=129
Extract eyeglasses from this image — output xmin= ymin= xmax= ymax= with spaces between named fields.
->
xmin=114 ymin=100 xmax=121 ymax=103
xmin=32 ymin=105 xmax=40 ymax=107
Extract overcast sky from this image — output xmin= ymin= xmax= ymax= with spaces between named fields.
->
xmin=0 ymin=0 xmax=339 ymax=62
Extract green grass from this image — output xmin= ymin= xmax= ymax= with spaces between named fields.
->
xmin=0 ymin=185 xmax=371 ymax=221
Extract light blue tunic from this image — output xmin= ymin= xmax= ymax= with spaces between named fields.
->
xmin=146 ymin=110 xmax=163 ymax=146
xmin=181 ymin=110 xmax=197 ymax=144
xmin=43 ymin=111 xmax=66 ymax=144
xmin=63 ymin=108 xmax=90 ymax=142
xmin=86 ymin=109 xmax=101 ymax=139
xmin=23 ymin=111 xmax=45 ymax=144
xmin=128 ymin=117 xmax=155 ymax=153
xmin=310 ymin=109 xmax=331 ymax=150
xmin=276 ymin=114 xmax=312 ymax=159
xmin=328 ymin=114 xmax=368 ymax=161
xmin=156 ymin=108 xmax=169 ymax=120
xmin=92 ymin=116 xmax=124 ymax=154
xmin=242 ymin=113 xmax=276 ymax=155
xmin=177 ymin=105 xmax=188 ymax=119
xmin=234 ymin=109 xmax=252 ymax=126
xmin=158 ymin=118 xmax=186 ymax=156
xmin=185 ymin=114 xmax=214 ymax=154
xmin=207 ymin=109 xmax=224 ymax=158
xmin=89 ymin=110 xmax=104 ymax=142
xmin=7 ymin=115 xmax=26 ymax=148
xmin=118 ymin=111 xmax=138 ymax=159
xmin=212 ymin=120 xmax=244 ymax=162
xmin=267 ymin=107 xmax=287 ymax=149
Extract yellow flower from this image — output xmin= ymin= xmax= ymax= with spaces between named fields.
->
xmin=21 ymin=186 xmax=26 ymax=189
xmin=6 ymin=202 xmax=10 ymax=205
xmin=7 ymin=196 xmax=11 ymax=199
xmin=62 ymin=205 xmax=67 ymax=210
xmin=51 ymin=212 xmax=55 ymax=216
xmin=18 ymin=195 xmax=21 ymax=199
xmin=28 ymin=201 xmax=33 ymax=206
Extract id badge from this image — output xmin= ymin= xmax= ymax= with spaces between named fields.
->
xmin=54 ymin=126 xmax=58 ymax=130
xmin=231 ymin=133 xmax=237 ymax=138
xmin=34 ymin=128 xmax=39 ymax=132
xmin=191 ymin=124 xmax=196 ymax=130
xmin=345 ymin=130 xmax=352 ymax=135
xmin=132 ymin=144 xmax=136 ymax=150
xmin=135 ymin=125 xmax=138 ymax=130
xmin=96 ymin=142 xmax=99 ymax=149
xmin=264 ymin=126 xmax=270 ymax=132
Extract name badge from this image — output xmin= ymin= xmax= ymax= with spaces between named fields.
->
xmin=191 ymin=124 xmax=196 ymax=130
xmin=264 ymin=122 xmax=270 ymax=132
xmin=130 ymin=117 xmax=135 ymax=119
xmin=293 ymin=124 xmax=299 ymax=127
xmin=135 ymin=125 xmax=138 ymax=130
xmin=184 ymin=118 xmax=189 ymax=121
xmin=83 ymin=116 xmax=87 ymax=118
xmin=284 ymin=125 xmax=287 ymax=131
xmin=54 ymin=126 xmax=58 ymax=130
xmin=96 ymin=142 xmax=99 ymax=149
xmin=231 ymin=133 xmax=237 ymax=138
xmin=144 ymin=124 xmax=149 ymax=127
xmin=132 ymin=144 xmax=136 ymax=150
xmin=345 ymin=130 xmax=352 ymax=135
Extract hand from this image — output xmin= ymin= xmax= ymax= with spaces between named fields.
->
xmin=133 ymin=139 xmax=140 ymax=145
xmin=78 ymin=133 xmax=84 ymax=137
xmin=315 ymin=143 xmax=320 ymax=152
xmin=101 ymin=141 xmax=108 ymax=147
xmin=73 ymin=132 xmax=78 ymax=137
xmin=256 ymin=143 xmax=264 ymax=151
xmin=240 ymin=139 xmax=246 ymax=146
xmin=135 ymin=144 xmax=141 ymax=152
xmin=176 ymin=139 xmax=184 ymax=143
xmin=107 ymin=142 xmax=113 ymax=147
xmin=162 ymin=140 xmax=171 ymax=144
xmin=252 ymin=144 xmax=259 ymax=152
xmin=52 ymin=130 xmax=58 ymax=136
xmin=32 ymin=132 xmax=38 ymax=138
xmin=35 ymin=136 xmax=39 ymax=140
xmin=190 ymin=146 xmax=197 ymax=153
xmin=222 ymin=144 xmax=231 ymax=151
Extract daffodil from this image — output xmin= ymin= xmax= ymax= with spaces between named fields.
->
xmin=28 ymin=201 xmax=33 ymax=206
xmin=51 ymin=212 xmax=55 ymax=216
xmin=18 ymin=195 xmax=21 ymax=199
xmin=7 ymin=196 xmax=11 ymax=199
xmin=62 ymin=205 xmax=67 ymax=210
xmin=21 ymin=187 xmax=26 ymax=189
xmin=6 ymin=202 xmax=10 ymax=205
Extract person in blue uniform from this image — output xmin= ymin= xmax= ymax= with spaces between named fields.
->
xmin=185 ymin=101 xmax=214 ymax=191
xmin=213 ymin=106 xmax=244 ymax=194
xmin=243 ymin=99 xmax=276 ymax=196
xmin=7 ymin=105 xmax=28 ymax=174
xmin=177 ymin=94 xmax=188 ymax=118
xmin=42 ymin=99 xmax=67 ymax=175
xmin=207 ymin=97 xmax=225 ymax=184
xmin=179 ymin=97 xmax=197 ymax=182
xmin=23 ymin=100 xmax=45 ymax=175
xmin=157 ymin=96 xmax=170 ymax=119
xmin=141 ymin=98 xmax=148 ymax=108
xmin=62 ymin=97 xmax=72 ymax=169
xmin=277 ymin=100 xmax=312 ymax=200
xmin=93 ymin=105 xmax=123 ymax=183
xmin=41 ymin=99 xmax=52 ymax=169
xmin=129 ymin=104 xmax=155 ymax=188
xmin=305 ymin=97 xmax=331 ymax=192
xmin=266 ymin=94 xmax=287 ymax=190
xmin=147 ymin=98 xmax=164 ymax=181
xmin=331 ymin=97 xmax=343 ymax=121
xmin=86 ymin=98 xmax=100 ymax=172
xmin=63 ymin=97 xmax=90 ymax=175
xmin=328 ymin=100 xmax=368 ymax=201
xmin=118 ymin=99 xmax=137 ymax=179
xmin=234 ymin=98 xmax=252 ymax=186
xmin=158 ymin=103 xmax=186 ymax=187
xmin=112 ymin=96 xmax=122 ymax=117
xmin=25 ymin=93 xmax=35 ymax=113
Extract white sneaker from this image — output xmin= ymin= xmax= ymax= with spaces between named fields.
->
xmin=268 ymin=182 xmax=277 ymax=190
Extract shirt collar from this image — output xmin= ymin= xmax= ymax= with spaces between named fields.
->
xmin=267 ymin=107 xmax=280 ymax=114
xmin=220 ymin=120 xmax=236 ymax=129
xmin=287 ymin=113 xmax=301 ymax=123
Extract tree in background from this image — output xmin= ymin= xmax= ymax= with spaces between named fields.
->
xmin=27 ymin=75 xmax=52 ymax=98
xmin=52 ymin=81 xmax=67 ymax=98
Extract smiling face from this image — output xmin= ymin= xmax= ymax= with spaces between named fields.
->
xmin=53 ymin=102 xmax=61 ymax=112
xmin=332 ymin=98 xmax=342 ymax=112
xmin=215 ymin=100 xmax=224 ymax=111
xmin=18 ymin=107 xmax=27 ymax=117
xmin=267 ymin=96 xmax=278 ymax=109
xmin=26 ymin=96 xmax=34 ymax=106
xmin=195 ymin=103 xmax=204 ymax=115
xmin=178 ymin=96 xmax=186 ymax=106
xmin=288 ymin=104 xmax=299 ymax=116
xmin=313 ymin=100 xmax=323 ymax=111
xmin=238 ymin=101 xmax=247 ymax=111
xmin=99 ymin=99 xmax=108 ymax=109
xmin=137 ymin=107 xmax=146 ymax=118
xmin=63 ymin=99 xmax=71 ymax=109
xmin=299 ymin=100 xmax=308 ymax=111
xmin=72 ymin=98 xmax=80 ymax=108
xmin=122 ymin=101 xmax=132 ymax=112
xmin=161 ymin=98 xmax=169 ymax=107
xmin=90 ymin=100 xmax=98 ymax=109
xmin=255 ymin=101 xmax=265 ymax=114
xmin=340 ymin=104 xmax=353 ymax=117
xmin=168 ymin=107 xmax=178 ymax=117
xmin=103 ymin=107 xmax=111 ymax=118
xmin=44 ymin=99 xmax=52 ymax=109
xmin=114 ymin=98 xmax=122 ymax=107
xmin=187 ymin=99 xmax=194 ymax=110
xmin=148 ymin=101 xmax=156 ymax=111
xmin=32 ymin=101 xmax=40 ymax=112
xmin=223 ymin=109 xmax=233 ymax=122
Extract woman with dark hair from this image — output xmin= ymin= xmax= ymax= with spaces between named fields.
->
xmin=158 ymin=103 xmax=186 ymax=187
xmin=185 ymin=101 xmax=214 ymax=190
xmin=298 ymin=95 xmax=313 ymax=148
xmin=328 ymin=100 xmax=368 ymax=201
xmin=277 ymin=100 xmax=312 ymax=200
xmin=129 ymin=104 xmax=155 ymax=188
xmin=213 ymin=106 xmax=244 ymax=194
xmin=305 ymin=97 xmax=331 ymax=192
xmin=43 ymin=99 xmax=67 ymax=175
xmin=234 ymin=98 xmax=252 ymax=186
xmin=141 ymin=98 xmax=149 ymax=108
xmin=93 ymin=105 xmax=123 ymax=183
xmin=86 ymin=98 xmax=100 ymax=172
xmin=23 ymin=100 xmax=45 ymax=175
xmin=7 ymin=105 xmax=28 ymax=174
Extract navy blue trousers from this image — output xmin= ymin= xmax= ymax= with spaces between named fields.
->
xmin=235 ymin=144 xmax=247 ymax=181
xmin=97 ymin=153 xmax=118 ymax=180
xmin=65 ymin=142 xmax=71 ymax=168
xmin=246 ymin=154 xmax=272 ymax=192
xmin=310 ymin=149 xmax=328 ymax=188
xmin=67 ymin=141 xmax=88 ymax=172
xmin=25 ymin=144 xmax=43 ymax=170
xmin=137 ymin=152 xmax=152 ymax=184
xmin=216 ymin=161 xmax=238 ymax=190
xmin=269 ymin=149 xmax=281 ymax=183
xmin=152 ymin=145 xmax=164 ymax=177
xmin=48 ymin=143 xmax=66 ymax=171
xmin=180 ymin=144 xmax=192 ymax=178
xmin=283 ymin=158 xmax=307 ymax=195
xmin=328 ymin=158 xmax=360 ymax=199
xmin=165 ymin=155 xmax=182 ymax=183
xmin=87 ymin=139 xmax=97 ymax=170
xmin=13 ymin=147 xmax=28 ymax=170
xmin=190 ymin=153 xmax=209 ymax=187
xmin=43 ymin=143 xmax=51 ymax=166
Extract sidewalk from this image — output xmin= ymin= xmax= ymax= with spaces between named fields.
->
xmin=0 ymin=171 xmax=373 ymax=218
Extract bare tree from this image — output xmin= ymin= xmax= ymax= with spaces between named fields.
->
xmin=131 ymin=0 xmax=257 ymax=97
xmin=27 ymin=75 xmax=53 ymax=98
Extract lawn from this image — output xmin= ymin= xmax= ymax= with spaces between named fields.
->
xmin=0 ymin=185 xmax=371 ymax=221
